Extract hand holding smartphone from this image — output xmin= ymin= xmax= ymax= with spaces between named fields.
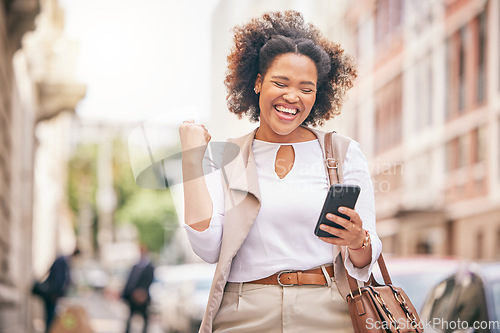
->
xmin=314 ymin=184 xmax=361 ymax=238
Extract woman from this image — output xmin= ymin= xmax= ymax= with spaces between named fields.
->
xmin=179 ymin=10 xmax=381 ymax=333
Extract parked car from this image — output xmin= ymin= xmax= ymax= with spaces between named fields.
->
xmin=371 ymin=255 xmax=460 ymax=312
xmin=419 ymin=261 xmax=500 ymax=333
xmin=150 ymin=263 xmax=216 ymax=333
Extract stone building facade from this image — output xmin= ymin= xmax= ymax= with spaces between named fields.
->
xmin=0 ymin=0 xmax=85 ymax=331
xmin=1 ymin=1 xmax=40 ymax=330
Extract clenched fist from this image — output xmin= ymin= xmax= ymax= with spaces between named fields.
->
xmin=179 ymin=119 xmax=212 ymax=162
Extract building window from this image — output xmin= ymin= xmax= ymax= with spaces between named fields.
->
xmin=445 ymin=38 xmax=452 ymax=120
xmin=415 ymin=69 xmax=422 ymax=132
xmin=472 ymin=126 xmax=486 ymax=164
xmin=446 ymin=31 xmax=464 ymax=120
xmin=445 ymin=139 xmax=456 ymax=171
xmin=476 ymin=231 xmax=483 ymax=259
xmin=458 ymin=27 xmax=467 ymax=113
xmin=447 ymin=10 xmax=486 ymax=118
xmin=471 ymin=129 xmax=478 ymax=164
xmin=476 ymin=11 xmax=487 ymax=104
xmin=389 ymin=0 xmax=404 ymax=30
xmin=457 ymin=135 xmax=468 ymax=169
xmin=427 ymin=65 xmax=433 ymax=126
xmin=415 ymin=58 xmax=434 ymax=132
xmin=357 ymin=20 xmax=372 ymax=61
xmin=375 ymin=75 xmax=403 ymax=153
xmin=376 ymin=0 xmax=389 ymax=43
xmin=412 ymin=0 xmax=433 ymax=35
xmin=375 ymin=0 xmax=404 ymax=44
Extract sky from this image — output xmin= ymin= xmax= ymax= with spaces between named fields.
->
xmin=59 ymin=0 xmax=219 ymax=123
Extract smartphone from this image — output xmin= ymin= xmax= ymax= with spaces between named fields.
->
xmin=314 ymin=184 xmax=361 ymax=238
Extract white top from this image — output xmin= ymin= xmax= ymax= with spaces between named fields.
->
xmin=184 ymin=139 xmax=382 ymax=282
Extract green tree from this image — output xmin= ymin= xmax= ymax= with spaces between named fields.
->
xmin=114 ymin=188 xmax=177 ymax=252
xmin=112 ymin=138 xmax=178 ymax=252
xmin=67 ymin=138 xmax=178 ymax=254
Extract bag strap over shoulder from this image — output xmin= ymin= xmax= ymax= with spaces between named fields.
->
xmin=324 ymin=132 xmax=340 ymax=184
xmin=324 ymin=131 xmax=392 ymax=292
xmin=324 ymin=131 xmax=350 ymax=185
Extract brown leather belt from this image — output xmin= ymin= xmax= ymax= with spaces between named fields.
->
xmin=246 ymin=266 xmax=334 ymax=287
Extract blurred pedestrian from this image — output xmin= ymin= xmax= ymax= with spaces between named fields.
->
xmin=121 ymin=244 xmax=155 ymax=333
xmin=32 ymin=248 xmax=81 ymax=333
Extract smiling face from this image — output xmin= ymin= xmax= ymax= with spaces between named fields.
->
xmin=254 ymin=53 xmax=318 ymax=143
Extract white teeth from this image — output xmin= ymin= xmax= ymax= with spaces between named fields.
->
xmin=275 ymin=105 xmax=298 ymax=115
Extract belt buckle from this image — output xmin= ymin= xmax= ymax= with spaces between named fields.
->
xmin=277 ymin=270 xmax=295 ymax=287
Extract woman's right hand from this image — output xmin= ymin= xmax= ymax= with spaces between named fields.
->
xmin=179 ymin=120 xmax=212 ymax=160
xmin=179 ymin=120 xmax=214 ymax=232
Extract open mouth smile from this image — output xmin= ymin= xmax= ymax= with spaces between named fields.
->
xmin=275 ymin=105 xmax=299 ymax=116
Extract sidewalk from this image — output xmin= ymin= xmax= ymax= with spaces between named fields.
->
xmin=37 ymin=291 xmax=164 ymax=333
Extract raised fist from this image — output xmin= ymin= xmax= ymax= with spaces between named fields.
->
xmin=179 ymin=119 xmax=212 ymax=160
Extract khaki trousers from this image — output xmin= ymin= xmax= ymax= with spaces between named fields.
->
xmin=212 ymin=276 xmax=354 ymax=333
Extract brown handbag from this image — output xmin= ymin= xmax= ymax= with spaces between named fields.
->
xmin=325 ymin=132 xmax=423 ymax=333
xmin=344 ymin=256 xmax=423 ymax=332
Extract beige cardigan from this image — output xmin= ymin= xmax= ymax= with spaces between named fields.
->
xmin=198 ymin=127 xmax=353 ymax=333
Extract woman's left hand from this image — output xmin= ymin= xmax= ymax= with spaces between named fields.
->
xmin=317 ymin=207 xmax=365 ymax=249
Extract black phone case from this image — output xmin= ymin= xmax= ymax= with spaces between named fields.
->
xmin=314 ymin=184 xmax=361 ymax=238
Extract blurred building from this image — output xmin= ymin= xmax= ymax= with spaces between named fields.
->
xmin=0 ymin=0 xmax=85 ymax=331
xmin=328 ymin=0 xmax=499 ymax=260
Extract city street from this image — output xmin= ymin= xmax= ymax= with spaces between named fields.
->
xmin=35 ymin=292 xmax=165 ymax=333
xmin=1 ymin=0 xmax=499 ymax=332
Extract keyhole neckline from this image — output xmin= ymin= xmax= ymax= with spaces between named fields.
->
xmin=274 ymin=145 xmax=295 ymax=180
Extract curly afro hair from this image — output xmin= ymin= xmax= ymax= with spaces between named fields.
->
xmin=224 ymin=10 xmax=357 ymax=126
